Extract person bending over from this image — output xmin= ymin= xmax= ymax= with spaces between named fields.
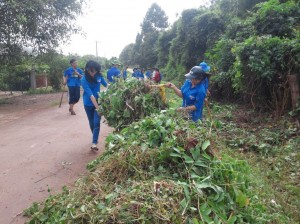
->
xmin=81 ymin=60 xmax=107 ymax=151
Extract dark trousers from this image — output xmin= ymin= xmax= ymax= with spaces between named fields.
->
xmin=84 ymin=106 xmax=101 ymax=144
xmin=68 ymin=86 xmax=80 ymax=104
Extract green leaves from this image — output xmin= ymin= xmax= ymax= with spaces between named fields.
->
xmin=98 ymin=79 xmax=167 ymax=129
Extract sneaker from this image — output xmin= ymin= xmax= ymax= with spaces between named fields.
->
xmin=70 ymin=109 xmax=76 ymax=115
xmin=91 ymin=144 xmax=98 ymax=151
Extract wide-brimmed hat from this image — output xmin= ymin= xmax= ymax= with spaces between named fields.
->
xmin=112 ymin=60 xmax=121 ymax=65
xmin=185 ymin=66 xmax=207 ymax=80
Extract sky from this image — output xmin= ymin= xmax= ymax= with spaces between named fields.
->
xmin=60 ymin=0 xmax=210 ymax=58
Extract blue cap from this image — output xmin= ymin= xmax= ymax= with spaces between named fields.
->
xmin=199 ymin=62 xmax=210 ymax=72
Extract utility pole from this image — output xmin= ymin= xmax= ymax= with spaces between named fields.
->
xmin=96 ymin=41 xmax=101 ymax=59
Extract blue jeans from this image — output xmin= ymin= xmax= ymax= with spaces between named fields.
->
xmin=84 ymin=106 xmax=101 ymax=144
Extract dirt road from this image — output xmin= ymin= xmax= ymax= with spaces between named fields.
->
xmin=0 ymin=92 xmax=113 ymax=223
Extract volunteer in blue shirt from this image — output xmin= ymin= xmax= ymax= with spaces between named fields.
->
xmin=107 ymin=62 xmax=120 ymax=83
xmin=199 ymin=61 xmax=210 ymax=94
xmin=132 ymin=68 xmax=140 ymax=79
xmin=138 ymin=68 xmax=145 ymax=80
xmin=81 ymin=60 xmax=108 ymax=151
xmin=166 ymin=66 xmax=207 ymax=122
xmin=63 ymin=59 xmax=83 ymax=115
xmin=122 ymin=66 xmax=128 ymax=80
xmin=145 ymin=68 xmax=152 ymax=79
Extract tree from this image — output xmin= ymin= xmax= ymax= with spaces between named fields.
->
xmin=119 ymin=43 xmax=134 ymax=66
xmin=135 ymin=3 xmax=168 ymax=68
xmin=156 ymin=23 xmax=177 ymax=68
xmin=0 ymin=0 xmax=86 ymax=90
xmin=0 ymin=0 xmax=86 ymax=58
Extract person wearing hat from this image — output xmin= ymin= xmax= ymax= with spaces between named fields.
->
xmin=166 ymin=66 xmax=207 ymax=122
xmin=107 ymin=61 xmax=120 ymax=83
xmin=63 ymin=59 xmax=83 ymax=115
xmin=81 ymin=60 xmax=108 ymax=151
xmin=199 ymin=61 xmax=210 ymax=95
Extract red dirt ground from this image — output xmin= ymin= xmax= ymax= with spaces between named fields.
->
xmin=0 ymin=91 xmax=113 ymax=224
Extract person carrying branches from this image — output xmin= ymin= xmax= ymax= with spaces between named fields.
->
xmin=81 ymin=60 xmax=108 ymax=151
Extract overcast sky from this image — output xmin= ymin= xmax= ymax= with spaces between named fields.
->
xmin=60 ymin=0 xmax=210 ymax=58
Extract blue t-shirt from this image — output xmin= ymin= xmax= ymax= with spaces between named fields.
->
xmin=107 ymin=66 xmax=120 ymax=82
xmin=132 ymin=70 xmax=138 ymax=78
xmin=145 ymin=70 xmax=151 ymax=78
xmin=181 ymin=79 xmax=206 ymax=122
xmin=122 ymin=70 xmax=127 ymax=79
xmin=81 ymin=75 xmax=107 ymax=107
xmin=64 ymin=67 xmax=83 ymax=87
xmin=138 ymin=72 xmax=144 ymax=79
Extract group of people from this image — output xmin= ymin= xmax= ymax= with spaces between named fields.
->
xmin=132 ymin=67 xmax=162 ymax=83
xmin=106 ymin=62 xmax=162 ymax=83
xmin=63 ymin=59 xmax=107 ymax=151
xmin=63 ymin=59 xmax=211 ymax=151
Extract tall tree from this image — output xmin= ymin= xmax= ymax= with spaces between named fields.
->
xmin=136 ymin=3 xmax=168 ymax=68
xmin=119 ymin=43 xmax=134 ymax=66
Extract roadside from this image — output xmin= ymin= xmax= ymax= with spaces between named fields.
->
xmin=0 ymin=91 xmax=113 ymax=224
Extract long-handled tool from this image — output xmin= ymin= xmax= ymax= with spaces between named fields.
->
xmin=59 ymin=85 xmax=66 ymax=108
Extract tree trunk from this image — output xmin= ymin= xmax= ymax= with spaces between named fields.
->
xmin=30 ymin=64 xmax=36 ymax=89
xmin=287 ymin=75 xmax=299 ymax=110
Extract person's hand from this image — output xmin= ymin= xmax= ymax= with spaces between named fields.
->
xmin=74 ymin=70 xmax=82 ymax=78
xmin=165 ymin=82 xmax=174 ymax=88
xmin=205 ymin=98 xmax=209 ymax=107
xmin=206 ymin=90 xmax=211 ymax=97
xmin=63 ymin=81 xmax=66 ymax=86
xmin=177 ymin=107 xmax=186 ymax=112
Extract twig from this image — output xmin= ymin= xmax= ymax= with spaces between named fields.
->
xmin=34 ymin=167 xmax=64 ymax=183
xmin=126 ymin=100 xmax=134 ymax=111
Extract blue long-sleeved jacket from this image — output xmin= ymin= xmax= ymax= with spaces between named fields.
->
xmin=107 ymin=66 xmax=120 ymax=82
xmin=81 ymin=74 xmax=107 ymax=107
xmin=181 ymin=79 xmax=206 ymax=122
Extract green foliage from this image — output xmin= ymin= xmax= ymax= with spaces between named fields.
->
xmin=121 ymin=3 xmax=168 ymax=68
xmin=0 ymin=0 xmax=86 ymax=58
xmin=26 ymin=87 xmax=56 ymax=95
xmin=25 ymin=110 xmax=286 ymax=223
xmin=119 ymin=43 xmax=135 ymax=66
xmin=98 ymin=79 xmax=167 ymax=129
xmin=253 ymin=0 xmax=300 ymax=38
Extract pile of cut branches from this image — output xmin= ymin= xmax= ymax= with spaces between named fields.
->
xmin=98 ymin=78 xmax=167 ymax=129
xmin=24 ymin=111 xmax=284 ymax=223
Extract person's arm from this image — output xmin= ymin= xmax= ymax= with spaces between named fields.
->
xmin=90 ymin=95 xmax=99 ymax=110
xmin=178 ymin=105 xmax=196 ymax=111
xmin=194 ymin=91 xmax=206 ymax=111
xmin=101 ymin=76 xmax=108 ymax=87
xmin=76 ymin=69 xmax=83 ymax=79
xmin=63 ymin=70 xmax=68 ymax=85
xmin=63 ymin=75 xmax=67 ymax=85
xmin=81 ymin=78 xmax=98 ymax=109
xmin=166 ymin=83 xmax=183 ymax=98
